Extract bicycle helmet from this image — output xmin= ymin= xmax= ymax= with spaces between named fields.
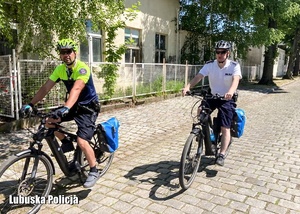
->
xmin=57 ymin=38 xmax=78 ymax=52
xmin=215 ymin=40 xmax=231 ymax=50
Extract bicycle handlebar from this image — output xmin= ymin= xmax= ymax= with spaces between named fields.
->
xmin=186 ymin=90 xmax=224 ymax=99
xmin=186 ymin=89 xmax=237 ymax=101
xmin=20 ymin=107 xmax=62 ymax=120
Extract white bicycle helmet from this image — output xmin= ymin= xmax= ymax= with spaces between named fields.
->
xmin=215 ymin=40 xmax=231 ymax=50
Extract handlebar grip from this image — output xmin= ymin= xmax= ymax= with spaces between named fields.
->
xmin=185 ymin=91 xmax=192 ymax=96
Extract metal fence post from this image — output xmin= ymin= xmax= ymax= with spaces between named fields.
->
xmin=185 ymin=60 xmax=188 ymax=86
xmin=12 ymin=49 xmax=19 ymax=120
xmin=132 ymin=58 xmax=137 ymax=100
xmin=162 ymin=58 xmax=166 ymax=93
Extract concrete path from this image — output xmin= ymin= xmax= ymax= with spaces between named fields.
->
xmin=1 ymin=79 xmax=300 ymax=213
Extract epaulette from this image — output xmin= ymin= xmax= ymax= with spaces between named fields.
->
xmin=205 ymin=60 xmax=214 ymax=64
xmin=230 ymin=61 xmax=238 ymax=65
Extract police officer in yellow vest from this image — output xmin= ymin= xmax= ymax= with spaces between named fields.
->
xmin=20 ymin=39 xmax=101 ymax=188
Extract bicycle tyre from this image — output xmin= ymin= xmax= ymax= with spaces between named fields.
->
xmin=179 ymin=133 xmax=203 ymax=190
xmin=0 ymin=152 xmax=54 ymax=214
xmin=78 ymin=135 xmax=114 ymax=179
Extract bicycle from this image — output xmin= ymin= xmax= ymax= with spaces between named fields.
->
xmin=179 ymin=89 xmax=236 ymax=190
xmin=0 ymin=109 xmax=114 ymax=214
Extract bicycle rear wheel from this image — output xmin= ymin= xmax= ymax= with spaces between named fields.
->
xmin=0 ymin=153 xmax=53 ymax=214
xmin=179 ymin=133 xmax=203 ymax=190
xmin=79 ymin=135 xmax=114 ymax=179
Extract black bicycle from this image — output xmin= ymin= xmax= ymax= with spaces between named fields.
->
xmin=179 ymin=90 xmax=234 ymax=190
xmin=0 ymin=110 xmax=114 ymax=214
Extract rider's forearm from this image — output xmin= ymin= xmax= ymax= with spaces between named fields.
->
xmin=228 ymin=76 xmax=240 ymax=94
xmin=65 ymin=90 xmax=80 ymax=109
xmin=64 ymin=80 xmax=85 ymax=108
xmin=189 ymin=73 xmax=204 ymax=89
xmin=31 ymin=80 xmax=55 ymax=105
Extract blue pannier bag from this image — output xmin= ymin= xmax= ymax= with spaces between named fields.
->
xmin=97 ymin=117 xmax=120 ymax=152
xmin=231 ymin=108 xmax=246 ymax=138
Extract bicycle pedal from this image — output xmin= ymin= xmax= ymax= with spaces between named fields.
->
xmin=69 ymin=161 xmax=81 ymax=172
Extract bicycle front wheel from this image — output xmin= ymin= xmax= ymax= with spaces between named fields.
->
xmin=179 ymin=133 xmax=203 ymax=190
xmin=0 ymin=152 xmax=54 ymax=214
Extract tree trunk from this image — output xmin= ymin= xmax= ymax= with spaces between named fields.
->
xmin=258 ymin=18 xmax=277 ymax=85
xmin=284 ymin=28 xmax=300 ymax=79
xmin=293 ymin=47 xmax=300 ymax=76
xmin=258 ymin=44 xmax=276 ymax=85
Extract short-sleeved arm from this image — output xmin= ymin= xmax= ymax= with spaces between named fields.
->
xmin=233 ymin=63 xmax=242 ymax=79
xmin=49 ymin=66 xmax=61 ymax=82
xmin=74 ymin=67 xmax=90 ymax=84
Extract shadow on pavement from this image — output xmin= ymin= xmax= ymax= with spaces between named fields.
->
xmin=198 ymin=156 xmax=218 ymax=177
xmin=0 ymin=137 xmax=30 ymax=162
xmin=124 ymin=160 xmax=186 ymax=201
xmin=50 ymin=175 xmax=91 ymax=201
xmin=238 ymin=78 xmax=295 ymax=94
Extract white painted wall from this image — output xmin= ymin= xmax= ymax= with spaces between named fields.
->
xmin=112 ymin=0 xmax=181 ymax=63
xmin=244 ymin=46 xmax=286 ymax=78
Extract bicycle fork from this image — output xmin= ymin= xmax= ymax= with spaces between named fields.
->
xmin=190 ymin=126 xmax=203 ymax=156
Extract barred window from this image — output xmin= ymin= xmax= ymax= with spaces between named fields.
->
xmin=155 ymin=34 xmax=166 ymax=63
xmin=125 ymin=28 xmax=141 ymax=63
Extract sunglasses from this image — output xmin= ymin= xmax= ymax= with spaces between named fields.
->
xmin=215 ymin=50 xmax=227 ymax=55
xmin=60 ymin=49 xmax=73 ymax=55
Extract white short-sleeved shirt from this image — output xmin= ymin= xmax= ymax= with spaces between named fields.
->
xmin=199 ymin=59 xmax=242 ymax=95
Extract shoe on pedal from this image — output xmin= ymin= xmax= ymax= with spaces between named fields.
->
xmin=83 ymin=171 xmax=100 ymax=188
xmin=216 ymin=154 xmax=225 ymax=166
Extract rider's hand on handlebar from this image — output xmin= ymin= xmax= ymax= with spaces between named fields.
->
xmin=51 ymin=106 xmax=70 ymax=119
xmin=182 ymin=87 xmax=190 ymax=96
xmin=19 ymin=103 xmax=34 ymax=118
xmin=224 ymin=93 xmax=233 ymax=100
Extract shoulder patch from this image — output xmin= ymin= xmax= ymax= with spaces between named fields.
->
xmin=79 ymin=68 xmax=87 ymax=75
xmin=205 ymin=60 xmax=214 ymax=64
xmin=230 ymin=61 xmax=238 ymax=65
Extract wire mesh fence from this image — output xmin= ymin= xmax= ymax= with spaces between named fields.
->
xmin=18 ymin=60 xmax=66 ymax=110
xmin=0 ymin=55 xmax=262 ymax=119
xmin=90 ymin=62 xmax=206 ymax=101
xmin=0 ymin=55 xmax=14 ymax=118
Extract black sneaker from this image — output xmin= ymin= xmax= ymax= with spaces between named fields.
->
xmin=216 ymin=154 xmax=225 ymax=166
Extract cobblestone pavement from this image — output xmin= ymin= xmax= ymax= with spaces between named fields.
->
xmin=1 ymin=79 xmax=300 ymax=213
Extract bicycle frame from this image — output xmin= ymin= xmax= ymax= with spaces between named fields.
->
xmin=18 ymin=115 xmax=85 ymax=178
xmin=189 ymin=92 xmax=223 ymax=156
xmin=44 ymin=129 xmax=76 ymax=177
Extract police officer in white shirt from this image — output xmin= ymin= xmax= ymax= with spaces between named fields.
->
xmin=182 ymin=40 xmax=242 ymax=166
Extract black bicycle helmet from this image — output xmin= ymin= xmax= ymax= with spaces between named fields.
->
xmin=215 ymin=40 xmax=231 ymax=50
xmin=57 ymin=38 xmax=78 ymax=52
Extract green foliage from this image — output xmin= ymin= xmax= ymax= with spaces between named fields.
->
xmin=166 ymin=80 xmax=185 ymax=93
xmin=98 ymin=63 xmax=119 ymax=99
xmin=0 ymin=0 xmax=140 ymax=99
xmin=179 ymin=0 xmax=300 ymax=84
xmin=0 ymin=1 xmax=139 ymax=59
xmin=110 ymin=76 xmax=185 ymax=99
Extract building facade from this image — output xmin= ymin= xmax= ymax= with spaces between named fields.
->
xmin=81 ymin=0 xmax=186 ymax=65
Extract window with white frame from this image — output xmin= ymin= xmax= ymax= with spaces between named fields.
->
xmin=155 ymin=34 xmax=166 ymax=63
xmin=125 ymin=28 xmax=141 ymax=63
xmin=80 ymin=20 xmax=102 ymax=63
